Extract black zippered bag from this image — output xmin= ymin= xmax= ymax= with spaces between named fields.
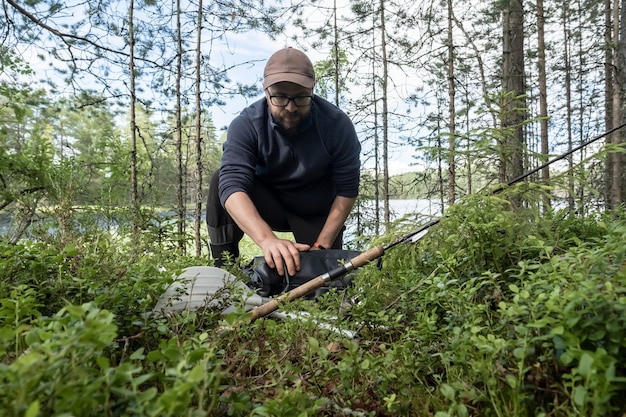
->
xmin=246 ymin=249 xmax=362 ymax=299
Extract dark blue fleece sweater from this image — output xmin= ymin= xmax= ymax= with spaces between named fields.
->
xmin=218 ymin=95 xmax=361 ymax=217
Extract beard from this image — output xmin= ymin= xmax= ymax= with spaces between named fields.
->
xmin=273 ymin=108 xmax=308 ymax=136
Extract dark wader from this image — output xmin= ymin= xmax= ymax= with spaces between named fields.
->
xmin=206 ymin=171 xmax=344 ymax=266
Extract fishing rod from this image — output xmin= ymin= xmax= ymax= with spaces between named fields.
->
xmin=249 ymin=121 xmax=626 ymax=321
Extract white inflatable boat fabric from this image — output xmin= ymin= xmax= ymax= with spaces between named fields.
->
xmin=153 ymin=266 xmax=357 ymax=337
xmin=153 ymin=266 xmax=269 ymax=315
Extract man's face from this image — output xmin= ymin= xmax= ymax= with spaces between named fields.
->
xmin=265 ymin=82 xmax=313 ymax=135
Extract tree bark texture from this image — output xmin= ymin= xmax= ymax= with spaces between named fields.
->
xmin=175 ymin=0 xmax=186 ymax=255
xmin=537 ymin=0 xmax=550 ymax=210
xmin=379 ymin=0 xmax=390 ymax=228
xmin=447 ymin=0 xmax=456 ymax=205
xmin=502 ymin=0 xmax=525 ymax=183
xmin=128 ymin=0 xmax=139 ymax=237
xmin=194 ymin=0 xmax=204 ymax=257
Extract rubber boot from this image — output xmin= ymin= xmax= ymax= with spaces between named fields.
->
xmin=210 ymin=243 xmax=240 ymax=268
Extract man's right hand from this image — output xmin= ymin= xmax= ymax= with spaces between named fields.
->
xmin=224 ymin=191 xmax=310 ymax=276
xmin=260 ymin=238 xmax=310 ymax=276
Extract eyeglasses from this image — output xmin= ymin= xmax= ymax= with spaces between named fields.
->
xmin=268 ymin=95 xmax=313 ymax=107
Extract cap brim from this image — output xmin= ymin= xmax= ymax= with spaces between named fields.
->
xmin=263 ymin=73 xmax=315 ymax=89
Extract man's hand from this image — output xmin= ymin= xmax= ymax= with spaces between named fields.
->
xmin=225 ymin=192 xmax=307 ymax=276
xmin=260 ymin=238 xmax=310 ymax=276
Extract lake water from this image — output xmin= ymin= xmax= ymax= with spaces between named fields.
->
xmin=0 ymin=199 xmax=442 ymax=241
xmin=344 ymin=199 xmax=444 ymax=243
xmin=374 ymin=199 xmax=443 ymax=217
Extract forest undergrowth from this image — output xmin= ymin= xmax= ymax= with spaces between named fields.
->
xmin=1 ymin=190 xmax=625 ymax=416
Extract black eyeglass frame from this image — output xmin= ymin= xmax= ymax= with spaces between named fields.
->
xmin=267 ymin=95 xmax=313 ymax=107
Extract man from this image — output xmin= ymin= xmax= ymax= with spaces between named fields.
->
xmin=206 ymin=47 xmax=361 ymax=277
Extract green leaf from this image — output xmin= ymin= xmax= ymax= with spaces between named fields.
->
xmin=187 ymin=363 xmax=205 ymax=383
xmin=513 ymin=347 xmax=526 ymax=359
xmin=578 ymin=352 xmax=594 ymax=378
xmin=440 ymin=383 xmax=455 ymax=401
xmin=146 ymin=350 xmax=165 ymax=362
xmin=38 ymin=330 xmax=53 ymax=341
xmin=130 ymin=347 xmax=145 ymax=360
xmin=97 ymin=356 xmax=110 ymax=371
xmin=550 ymin=325 xmax=564 ymax=335
xmin=138 ymin=387 xmax=158 ymax=403
xmin=505 ymin=374 xmax=517 ymax=388
xmin=25 ymin=401 xmax=40 ymax=417
xmin=23 ymin=329 xmax=37 ymax=345
xmin=63 ymin=244 xmax=78 ymax=257
xmin=573 ymin=385 xmax=587 ymax=406
xmin=308 ymin=336 xmax=319 ymax=350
